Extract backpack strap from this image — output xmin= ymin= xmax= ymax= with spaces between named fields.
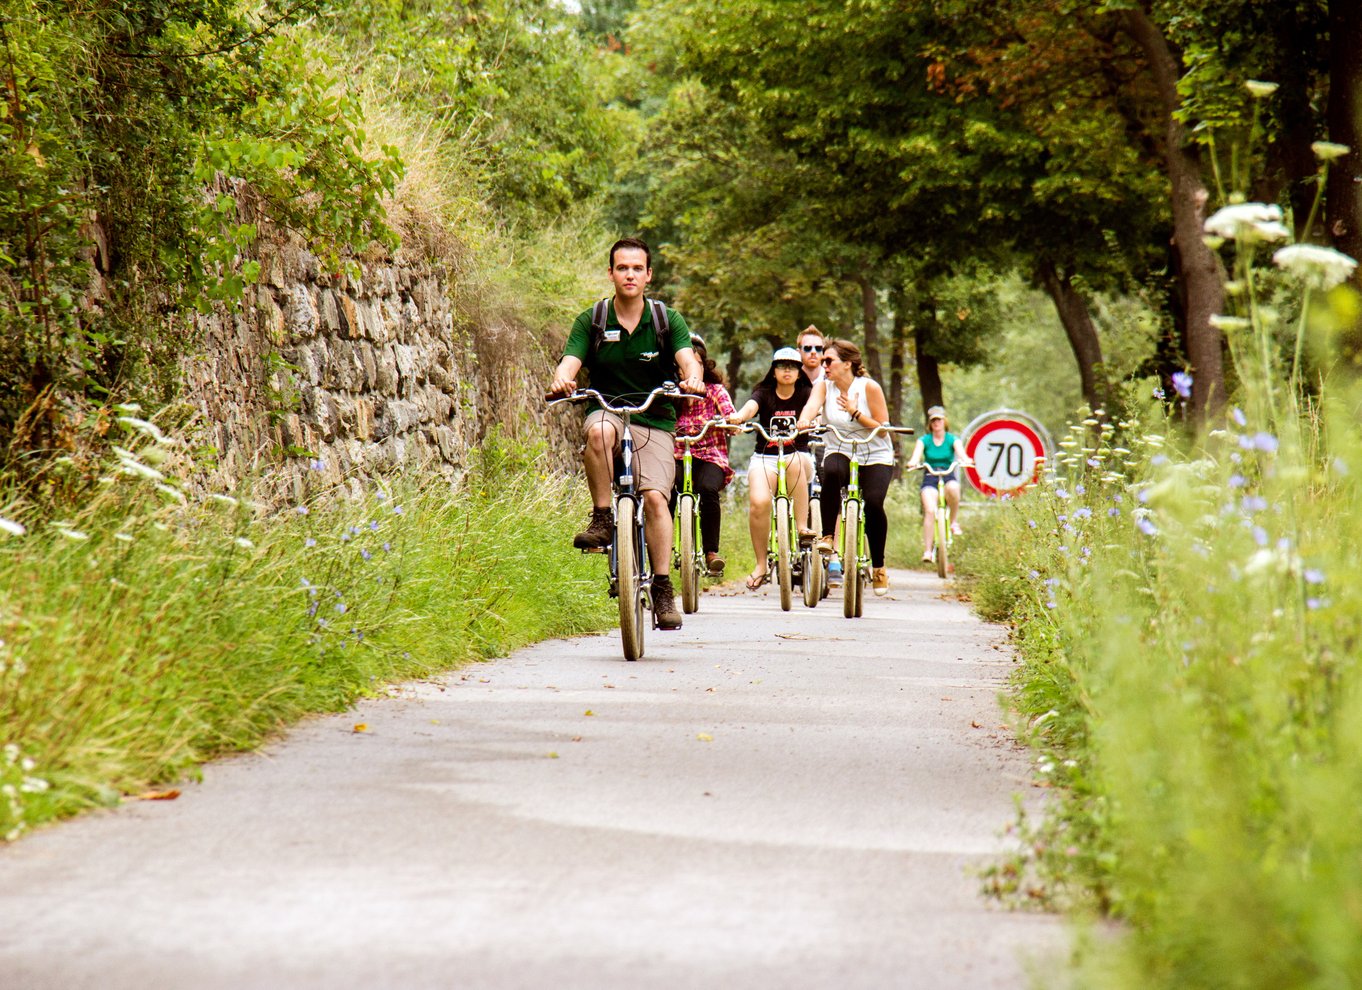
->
xmin=587 ymin=297 xmax=610 ymax=361
xmin=646 ymin=297 xmax=679 ymax=381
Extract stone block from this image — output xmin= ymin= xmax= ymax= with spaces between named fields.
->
xmin=288 ymin=285 xmax=318 ymax=338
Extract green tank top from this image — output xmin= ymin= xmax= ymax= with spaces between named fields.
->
xmin=923 ymin=432 xmax=957 ymax=470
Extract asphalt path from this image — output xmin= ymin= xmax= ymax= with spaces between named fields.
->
xmin=0 ymin=567 xmax=1065 ymax=989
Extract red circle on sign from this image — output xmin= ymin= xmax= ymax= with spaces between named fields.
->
xmin=964 ymin=419 xmax=1047 ymax=497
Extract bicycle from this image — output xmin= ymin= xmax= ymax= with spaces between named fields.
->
xmin=673 ymin=417 xmax=740 ymax=614
xmin=743 ymin=416 xmax=812 ymax=612
xmin=819 ymin=424 xmax=914 ymax=618
xmin=914 ymin=461 xmax=961 ymax=579
xmin=802 ymin=437 xmax=828 ymax=608
xmin=548 ymin=383 xmax=692 ymax=661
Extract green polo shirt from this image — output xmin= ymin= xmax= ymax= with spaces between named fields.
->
xmin=564 ymin=298 xmax=692 ymax=431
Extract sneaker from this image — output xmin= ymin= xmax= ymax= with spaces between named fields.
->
xmin=815 ymin=535 xmax=835 ymax=555
xmin=951 ymin=521 xmax=963 ymax=536
xmin=922 ymin=551 xmax=933 ymax=563
xmin=652 ymin=577 xmax=682 ymax=630
xmin=572 ymin=507 xmax=613 ymax=549
xmin=872 ymin=567 xmax=889 ymax=596
xmin=827 ymin=559 xmax=843 ymax=585
xmin=705 ymin=551 xmax=725 ymax=575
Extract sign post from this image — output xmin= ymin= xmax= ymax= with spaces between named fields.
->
xmin=961 ymin=410 xmax=1051 ymax=498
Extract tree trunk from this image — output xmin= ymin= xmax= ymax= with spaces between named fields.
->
xmin=722 ymin=318 xmax=743 ymax=395
xmin=1327 ymin=0 xmax=1362 ymax=272
xmin=858 ymin=275 xmax=883 ymax=381
xmin=1036 ymin=259 xmax=1111 ymax=415
xmin=913 ymin=298 xmax=943 ymax=418
xmin=1121 ymin=6 xmax=1227 ymax=427
xmin=888 ymin=287 xmax=910 ymax=425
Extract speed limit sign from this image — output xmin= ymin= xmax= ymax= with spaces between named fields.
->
xmin=962 ymin=410 xmax=1051 ymax=497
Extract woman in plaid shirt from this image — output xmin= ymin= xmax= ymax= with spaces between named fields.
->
xmin=671 ymin=334 xmax=737 ymax=575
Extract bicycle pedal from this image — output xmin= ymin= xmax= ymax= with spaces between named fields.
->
xmin=581 ymin=546 xmax=608 ymax=554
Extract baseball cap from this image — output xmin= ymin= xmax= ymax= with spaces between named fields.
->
xmin=772 ymin=346 xmax=801 ymax=365
xmin=927 ymin=405 xmax=946 ymax=421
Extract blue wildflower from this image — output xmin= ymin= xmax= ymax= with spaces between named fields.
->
xmin=335 ymin=602 xmax=347 ymax=614
xmin=1151 ymin=455 xmax=1168 ymax=466
xmin=1252 ymin=526 xmax=1269 ymax=546
xmin=1232 ymin=407 xmax=1247 ymax=426
xmin=1171 ymin=371 xmax=1193 ymax=398
xmin=1241 ymin=495 xmax=1268 ymax=513
xmin=305 ymin=537 xmax=317 ymax=548
xmin=1254 ymin=432 xmax=1279 ymax=453
xmin=361 ymin=548 xmax=372 ymax=561
xmin=1304 ymin=568 xmax=1325 ymax=585
xmin=1229 ymin=474 xmax=1246 ymax=488
xmin=1137 ymin=518 xmax=1158 ymax=536
xmin=1109 ymin=507 xmax=1121 ymax=517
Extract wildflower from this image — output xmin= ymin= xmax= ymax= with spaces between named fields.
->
xmin=1241 ymin=495 xmax=1268 ymax=513
xmin=305 ymin=537 xmax=317 ymax=548
xmin=1075 ymin=484 xmax=1086 ymax=496
xmin=1027 ymin=520 xmax=1037 ymax=529
xmin=1311 ymin=141 xmax=1350 ymax=162
xmin=1209 ymin=314 xmax=1252 ymax=333
xmin=310 ymin=459 xmax=325 ymax=471
xmin=361 ymin=549 xmax=372 ymax=561
xmin=1137 ymin=518 xmax=1158 ymax=536
xmin=117 ymin=416 xmax=174 ymax=445
xmin=1303 ymin=568 xmax=1325 ymax=585
xmin=382 ymin=542 xmax=391 ymax=552
xmin=114 ymin=402 xmax=143 ymax=414
xmin=1273 ymin=244 xmax=1359 ymax=290
xmin=295 ymin=506 xmax=309 ymax=516
xmin=1253 ymin=432 xmax=1280 ymax=453
xmin=1252 ymin=526 xmax=1269 ymax=547
xmin=234 ymin=537 xmax=254 ymax=550
xmin=1307 ymin=597 xmax=1325 ymax=610
xmin=118 ymin=458 xmax=165 ymax=483
xmin=369 ymin=521 xmax=380 ymax=531
xmin=210 ymin=494 xmax=239 ymax=506
xmin=1055 ymin=488 xmax=1070 ymax=500
xmin=0 ymin=518 xmax=25 ymax=537
xmin=1086 ymin=457 xmax=1100 ymax=468
xmin=1152 ymin=385 xmax=1166 ymax=400
xmin=1245 ymin=80 xmax=1279 ymax=98
xmin=335 ymin=602 xmax=347 ymax=614
xmin=1232 ymin=407 xmax=1247 ymax=426
xmin=1109 ymin=507 xmax=1121 ymax=517
xmin=376 ymin=491 xmax=388 ymax=501
xmin=1044 ymin=577 xmax=1060 ymax=588
xmin=155 ymin=484 xmax=186 ymax=503
xmin=1151 ymin=455 xmax=1169 ymax=466
xmin=1074 ymin=507 xmax=1092 ymax=519
xmin=1204 ymin=202 xmax=1290 ymax=242
xmin=114 ymin=532 xmax=134 ymax=543
xmin=392 ymin=505 xmax=404 ymax=515
xmin=54 ymin=526 xmax=90 ymax=540
xmin=1171 ymin=371 xmax=1193 ymax=398
xmin=1029 ymin=570 xmax=1040 ymax=580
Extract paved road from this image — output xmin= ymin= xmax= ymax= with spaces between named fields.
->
xmin=0 ymin=568 xmax=1065 ymax=989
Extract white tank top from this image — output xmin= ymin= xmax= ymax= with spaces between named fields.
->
xmin=823 ymin=377 xmax=893 ymax=465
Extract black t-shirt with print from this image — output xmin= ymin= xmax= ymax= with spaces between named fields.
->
xmin=748 ymin=380 xmax=813 ymax=454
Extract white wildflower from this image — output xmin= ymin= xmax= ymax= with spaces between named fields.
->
xmin=1204 ymin=202 xmax=1290 ymax=242
xmin=1311 ymin=141 xmax=1350 ymax=162
xmin=209 ymin=494 xmax=239 ymax=506
xmin=1210 ymin=314 xmax=1252 ymax=332
xmin=0 ymin=518 xmax=25 ymax=537
xmin=54 ymin=525 xmax=89 ymax=541
xmin=155 ymin=484 xmax=186 ymax=503
xmin=113 ymin=532 xmax=134 ymax=543
xmin=119 ymin=459 xmax=165 ymax=483
xmin=234 ymin=537 xmax=254 ymax=550
xmin=113 ymin=402 xmax=142 ymax=414
xmin=1272 ymin=243 xmax=1358 ymax=290
xmin=117 ymin=416 xmax=174 ymax=446
xmin=1245 ymin=80 xmax=1279 ymax=98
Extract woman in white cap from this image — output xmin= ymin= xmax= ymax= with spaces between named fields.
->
xmin=904 ymin=405 xmax=971 ymax=563
xmin=728 ymin=347 xmax=814 ymax=589
xmin=796 ymin=338 xmax=895 ymax=595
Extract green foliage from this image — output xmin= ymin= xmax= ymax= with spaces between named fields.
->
xmin=0 ymin=0 xmax=401 ymax=448
xmin=0 ymin=433 xmax=613 ymax=839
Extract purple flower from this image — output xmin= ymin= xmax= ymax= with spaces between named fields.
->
xmin=1151 ymin=455 xmax=1169 ymax=466
xmin=361 ymin=548 xmax=372 ymax=561
xmin=1241 ymin=495 xmax=1268 ymax=513
xmin=1086 ymin=458 xmax=1100 ymax=468
xmin=1153 ymin=386 xmax=1166 ymax=400
xmin=1253 ymin=432 xmax=1279 ymax=453
xmin=1229 ymin=474 xmax=1246 ymax=488
xmin=1028 ymin=520 xmax=1038 ymax=529
xmin=1304 ymin=568 xmax=1325 ymax=585
xmin=295 ymin=506 xmax=309 ymax=516
xmin=383 ymin=542 xmax=391 ymax=552
xmin=369 ymin=521 xmax=380 ymax=531
xmin=1232 ymin=407 xmax=1247 ymax=426
xmin=304 ymin=537 xmax=317 ymax=548
xmin=1108 ymin=507 xmax=1121 ymax=517
xmin=1029 ymin=570 xmax=1040 ymax=579
xmin=1074 ymin=507 xmax=1092 ymax=519
xmin=1055 ymin=488 xmax=1070 ymax=500
xmin=335 ymin=602 xmax=347 ymax=614
xmin=1171 ymin=371 xmax=1193 ymax=398
xmin=1137 ymin=518 xmax=1158 ymax=536
xmin=1075 ymin=484 xmax=1086 ymax=496
xmin=1252 ymin=526 xmax=1269 ymax=547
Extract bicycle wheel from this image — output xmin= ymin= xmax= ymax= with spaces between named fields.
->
xmin=936 ymin=505 xmax=949 ymax=579
xmin=775 ymin=496 xmax=793 ymax=611
xmin=802 ymin=545 xmax=822 ymax=608
xmin=855 ymin=529 xmax=866 ymax=617
xmin=678 ymin=493 xmax=700 ymax=613
xmin=842 ymin=499 xmax=861 ymax=619
xmin=615 ymin=495 xmax=644 ymax=660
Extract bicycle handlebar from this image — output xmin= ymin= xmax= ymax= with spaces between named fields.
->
xmin=675 ymin=417 xmax=742 ymax=445
xmin=910 ymin=460 xmax=962 ymax=476
xmin=816 ymin=424 xmax=914 ymax=445
xmin=546 ymin=382 xmax=695 ymax=415
xmin=741 ymin=419 xmax=813 ymax=446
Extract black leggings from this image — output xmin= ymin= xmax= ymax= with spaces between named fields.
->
xmin=820 ymin=455 xmax=892 ymax=568
xmin=670 ymin=458 xmax=727 ymax=553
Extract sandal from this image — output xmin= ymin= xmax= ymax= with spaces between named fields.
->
xmin=745 ymin=570 xmax=770 ymax=591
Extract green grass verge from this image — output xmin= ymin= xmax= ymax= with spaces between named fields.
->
xmin=0 ymin=435 xmax=613 ymax=840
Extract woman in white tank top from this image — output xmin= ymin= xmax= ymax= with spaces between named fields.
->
xmin=795 ymin=339 xmax=896 ymax=595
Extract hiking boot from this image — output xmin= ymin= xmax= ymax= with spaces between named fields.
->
xmin=573 ymin=507 xmax=613 ymax=549
xmin=705 ymin=551 xmax=725 ymax=575
xmin=652 ymin=577 xmax=683 ymax=630
xmin=827 ymin=559 xmax=842 ymax=586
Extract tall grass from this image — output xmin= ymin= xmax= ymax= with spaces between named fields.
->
xmin=0 ymin=428 xmax=613 ymax=840
xmin=960 ymin=203 xmax=1362 ymax=982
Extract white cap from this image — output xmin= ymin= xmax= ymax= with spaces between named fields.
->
xmin=772 ymin=347 xmax=801 ymax=364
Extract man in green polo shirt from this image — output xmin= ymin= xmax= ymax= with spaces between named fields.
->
xmin=548 ymin=237 xmax=704 ymax=631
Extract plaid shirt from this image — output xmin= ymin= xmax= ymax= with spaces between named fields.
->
xmin=673 ymin=382 xmax=737 ymax=483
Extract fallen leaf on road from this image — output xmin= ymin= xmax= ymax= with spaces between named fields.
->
xmin=546 ymin=752 xmax=559 ymax=759
xmin=134 ymin=789 xmax=180 ymax=801
xmin=572 ymin=736 xmax=583 ymax=742
xmin=584 ymin=709 xmax=595 ymax=716
xmin=697 ymin=733 xmax=714 ymax=742
xmin=971 ymin=721 xmax=983 ymax=728
xmin=353 ymin=723 xmax=369 ymax=733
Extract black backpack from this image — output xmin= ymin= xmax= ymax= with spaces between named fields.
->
xmin=587 ymin=296 xmax=680 ymax=384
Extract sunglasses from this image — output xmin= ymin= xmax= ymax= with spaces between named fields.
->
xmin=801 ymin=344 xmax=824 ymax=353
xmin=821 ymin=356 xmax=837 ymax=366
